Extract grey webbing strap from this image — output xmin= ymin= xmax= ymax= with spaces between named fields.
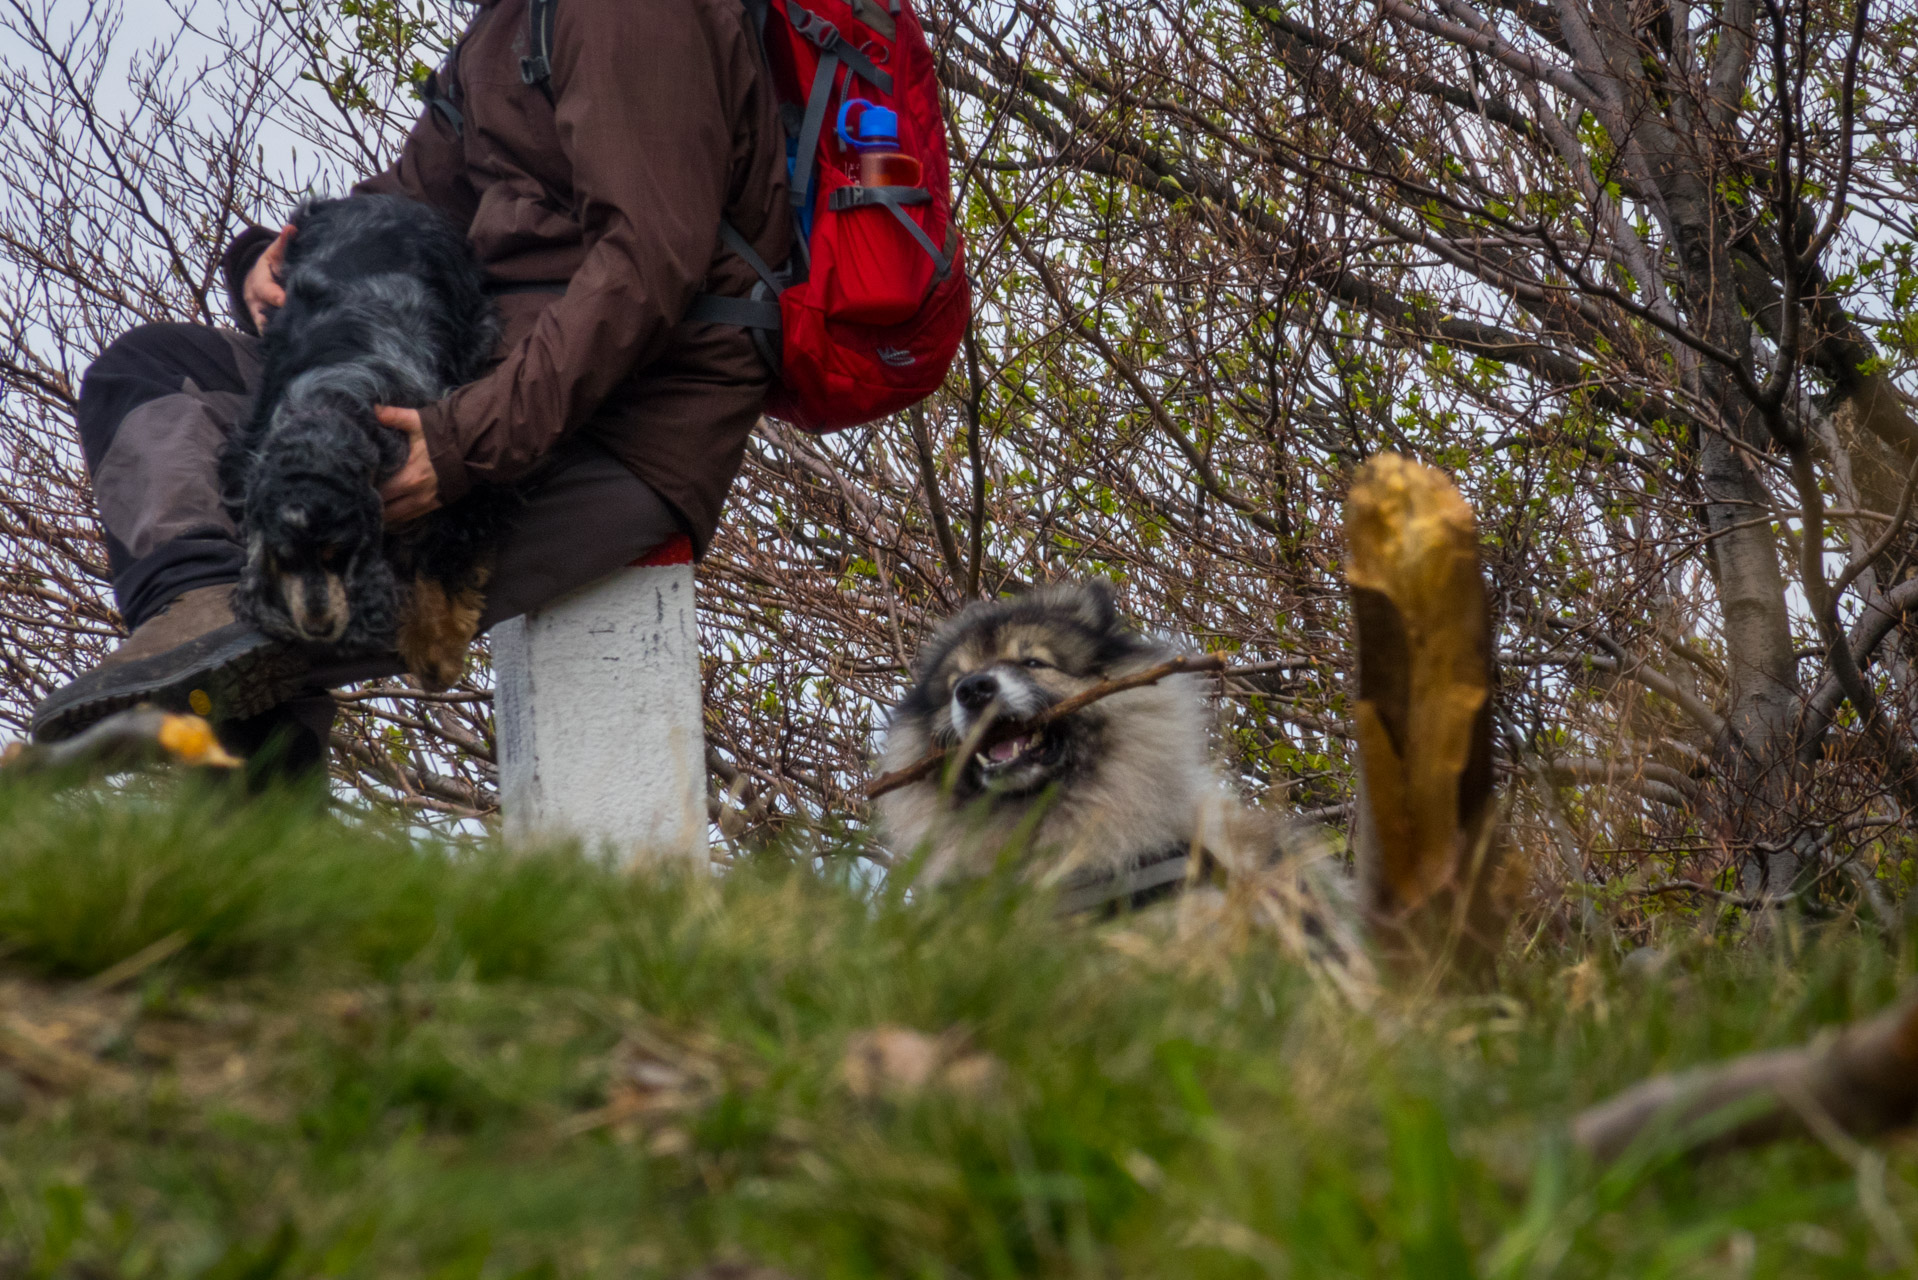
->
xmin=826 ymin=185 xmax=952 ymax=277
xmin=688 ymin=220 xmax=785 ymax=331
xmin=791 ymin=53 xmax=839 ymax=208
xmin=827 ymin=185 xmax=931 ymax=209
xmin=430 ymin=96 xmax=464 ymax=136
xmin=427 ymin=38 xmax=466 ymax=136
xmin=880 ymin=206 xmax=950 ymax=280
xmin=785 ymin=3 xmax=895 ymax=210
xmin=684 ymin=294 xmax=782 ymax=329
xmin=521 ymin=0 xmax=557 ymax=102
xmin=849 ymin=0 xmax=895 ymax=39
xmin=828 ymin=185 xmax=932 ymax=208
xmin=718 ymin=220 xmax=782 ymax=293
xmin=784 ymin=2 xmax=893 ymax=93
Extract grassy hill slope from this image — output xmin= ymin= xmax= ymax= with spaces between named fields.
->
xmin=0 ymin=778 xmax=1911 ymax=1278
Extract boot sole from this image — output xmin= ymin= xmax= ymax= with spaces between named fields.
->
xmin=32 ymin=624 xmax=312 ymax=744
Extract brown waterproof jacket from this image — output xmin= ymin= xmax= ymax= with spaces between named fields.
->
xmin=223 ymin=0 xmax=790 ymax=553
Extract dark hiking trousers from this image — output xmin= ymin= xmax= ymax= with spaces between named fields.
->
xmin=78 ymin=322 xmax=689 ymax=769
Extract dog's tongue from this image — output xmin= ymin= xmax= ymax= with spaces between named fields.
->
xmin=987 ymin=735 xmax=1029 ymax=763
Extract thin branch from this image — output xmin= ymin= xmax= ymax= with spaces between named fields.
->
xmin=866 ymin=653 xmax=1228 ymax=799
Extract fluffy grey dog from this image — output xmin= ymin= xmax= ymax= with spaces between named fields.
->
xmin=219 ymin=194 xmax=509 ymax=689
xmin=876 ymin=581 xmax=1224 ymax=899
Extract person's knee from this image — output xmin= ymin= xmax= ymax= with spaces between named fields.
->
xmin=79 ymin=323 xmax=248 ymax=472
xmin=84 ymin=323 xmax=243 ymax=396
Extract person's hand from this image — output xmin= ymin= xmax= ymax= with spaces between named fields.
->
xmin=375 ymin=406 xmax=441 ymax=523
xmin=243 ymin=223 xmax=296 ymax=331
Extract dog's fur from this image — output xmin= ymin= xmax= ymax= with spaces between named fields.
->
xmin=876 ymin=581 xmax=1225 ymax=887
xmin=219 ymin=194 xmax=515 ymax=688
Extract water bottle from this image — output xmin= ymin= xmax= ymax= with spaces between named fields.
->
xmin=836 ymin=101 xmax=922 ymax=188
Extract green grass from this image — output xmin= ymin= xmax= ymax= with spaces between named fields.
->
xmin=0 ymin=777 xmax=1913 ymax=1278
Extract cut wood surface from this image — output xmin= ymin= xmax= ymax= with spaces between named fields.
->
xmin=864 ymin=653 xmax=1227 ymax=799
xmin=1574 ymin=995 xmax=1918 ymax=1163
xmin=1345 ymin=454 xmax=1509 ymax=972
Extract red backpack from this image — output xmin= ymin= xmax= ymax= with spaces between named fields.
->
xmin=522 ymin=0 xmax=969 ymax=435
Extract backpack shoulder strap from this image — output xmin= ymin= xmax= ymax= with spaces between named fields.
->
xmin=741 ymin=0 xmax=770 ymax=41
xmin=425 ymin=28 xmax=469 ymax=135
xmin=521 ymin=0 xmax=558 ymax=103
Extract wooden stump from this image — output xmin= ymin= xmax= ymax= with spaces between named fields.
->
xmin=1345 ymin=454 xmax=1511 ymax=977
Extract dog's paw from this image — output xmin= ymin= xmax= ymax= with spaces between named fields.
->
xmin=397 ymin=576 xmax=484 ymax=692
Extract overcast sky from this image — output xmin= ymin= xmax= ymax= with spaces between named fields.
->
xmin=0 ymin=3 xmax=226 ymax=130
xmin=0 ymin=1 xmax=423 ymax=202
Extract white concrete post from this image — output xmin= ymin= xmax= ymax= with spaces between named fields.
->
xmin=492 ymin=534 xmax=708 ymax=867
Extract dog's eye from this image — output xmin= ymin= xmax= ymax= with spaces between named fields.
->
xmin=1021 ymin=657 xmax=1052 ymax=670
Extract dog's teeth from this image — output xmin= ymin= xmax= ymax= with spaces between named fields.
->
xmin=985 ymin=734 xmax=1033 ymax=764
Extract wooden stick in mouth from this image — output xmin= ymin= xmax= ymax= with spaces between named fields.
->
xmin=865 ymin=652 xmax=1228 ymax=800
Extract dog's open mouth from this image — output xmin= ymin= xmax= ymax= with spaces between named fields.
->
xmin=972 ymin=725 xmax=1061 ymax=781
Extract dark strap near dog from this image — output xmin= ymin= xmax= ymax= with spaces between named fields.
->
xmin=484 ymin=278 xmax=570 ymax=297
xmin=1054 ymin=848 xmax=1193 ymax=918
xmin=425 ymin=34 xmax=468 ymax=136
xmin=521 ymin=0 xmax=559 ymax=103
xmin=429 ymin=93 xmax=464 ymax=136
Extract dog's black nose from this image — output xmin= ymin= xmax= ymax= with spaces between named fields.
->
xmin=954 ymin=672 xmax=999 ymax=712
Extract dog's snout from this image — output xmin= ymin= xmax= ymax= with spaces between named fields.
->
xmin=281 ymin=570 xmax=350 ymax=642
xmin=954 ymin=672 xmax=999 ymax=712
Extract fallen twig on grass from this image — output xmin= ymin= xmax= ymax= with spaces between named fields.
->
xmin=1 ymin=706 xmax=238 ymax=776
xmin=863 ymin=653 xmax=1227 ymax=799
xmin=0 ymin=1011 xmax=132 ymax=1094
xmin=1634 ymin=880 xmax=1794 ymax=910
xmin=1574 ymin=995 xmax=1918 ymax=1164
xmin=72 ymin=931 xmax=189 ymax=998
xmin=1611 ymin=879 xmax=1843 ymax=919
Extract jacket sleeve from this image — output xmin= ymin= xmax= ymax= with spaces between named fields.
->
xmin=412 ymin=0 xmax=745 ymax=504
xmin=221 ymin=226 xmax=280 ymax=334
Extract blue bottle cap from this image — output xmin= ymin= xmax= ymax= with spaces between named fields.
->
xmin=836 ymin=100 xmax=900 ymax=150
xmin=856 ymin=105 xmax=899 ymax=145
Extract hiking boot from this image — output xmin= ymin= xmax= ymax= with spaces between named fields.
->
xmin=32 ymin=585 xmax=312 ymax=743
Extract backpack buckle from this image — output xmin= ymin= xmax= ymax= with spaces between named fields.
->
xmin=520 ymin=54 xmax=552 ymax=86
xmin=788 ymin=5 xmax=839 ymax=49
